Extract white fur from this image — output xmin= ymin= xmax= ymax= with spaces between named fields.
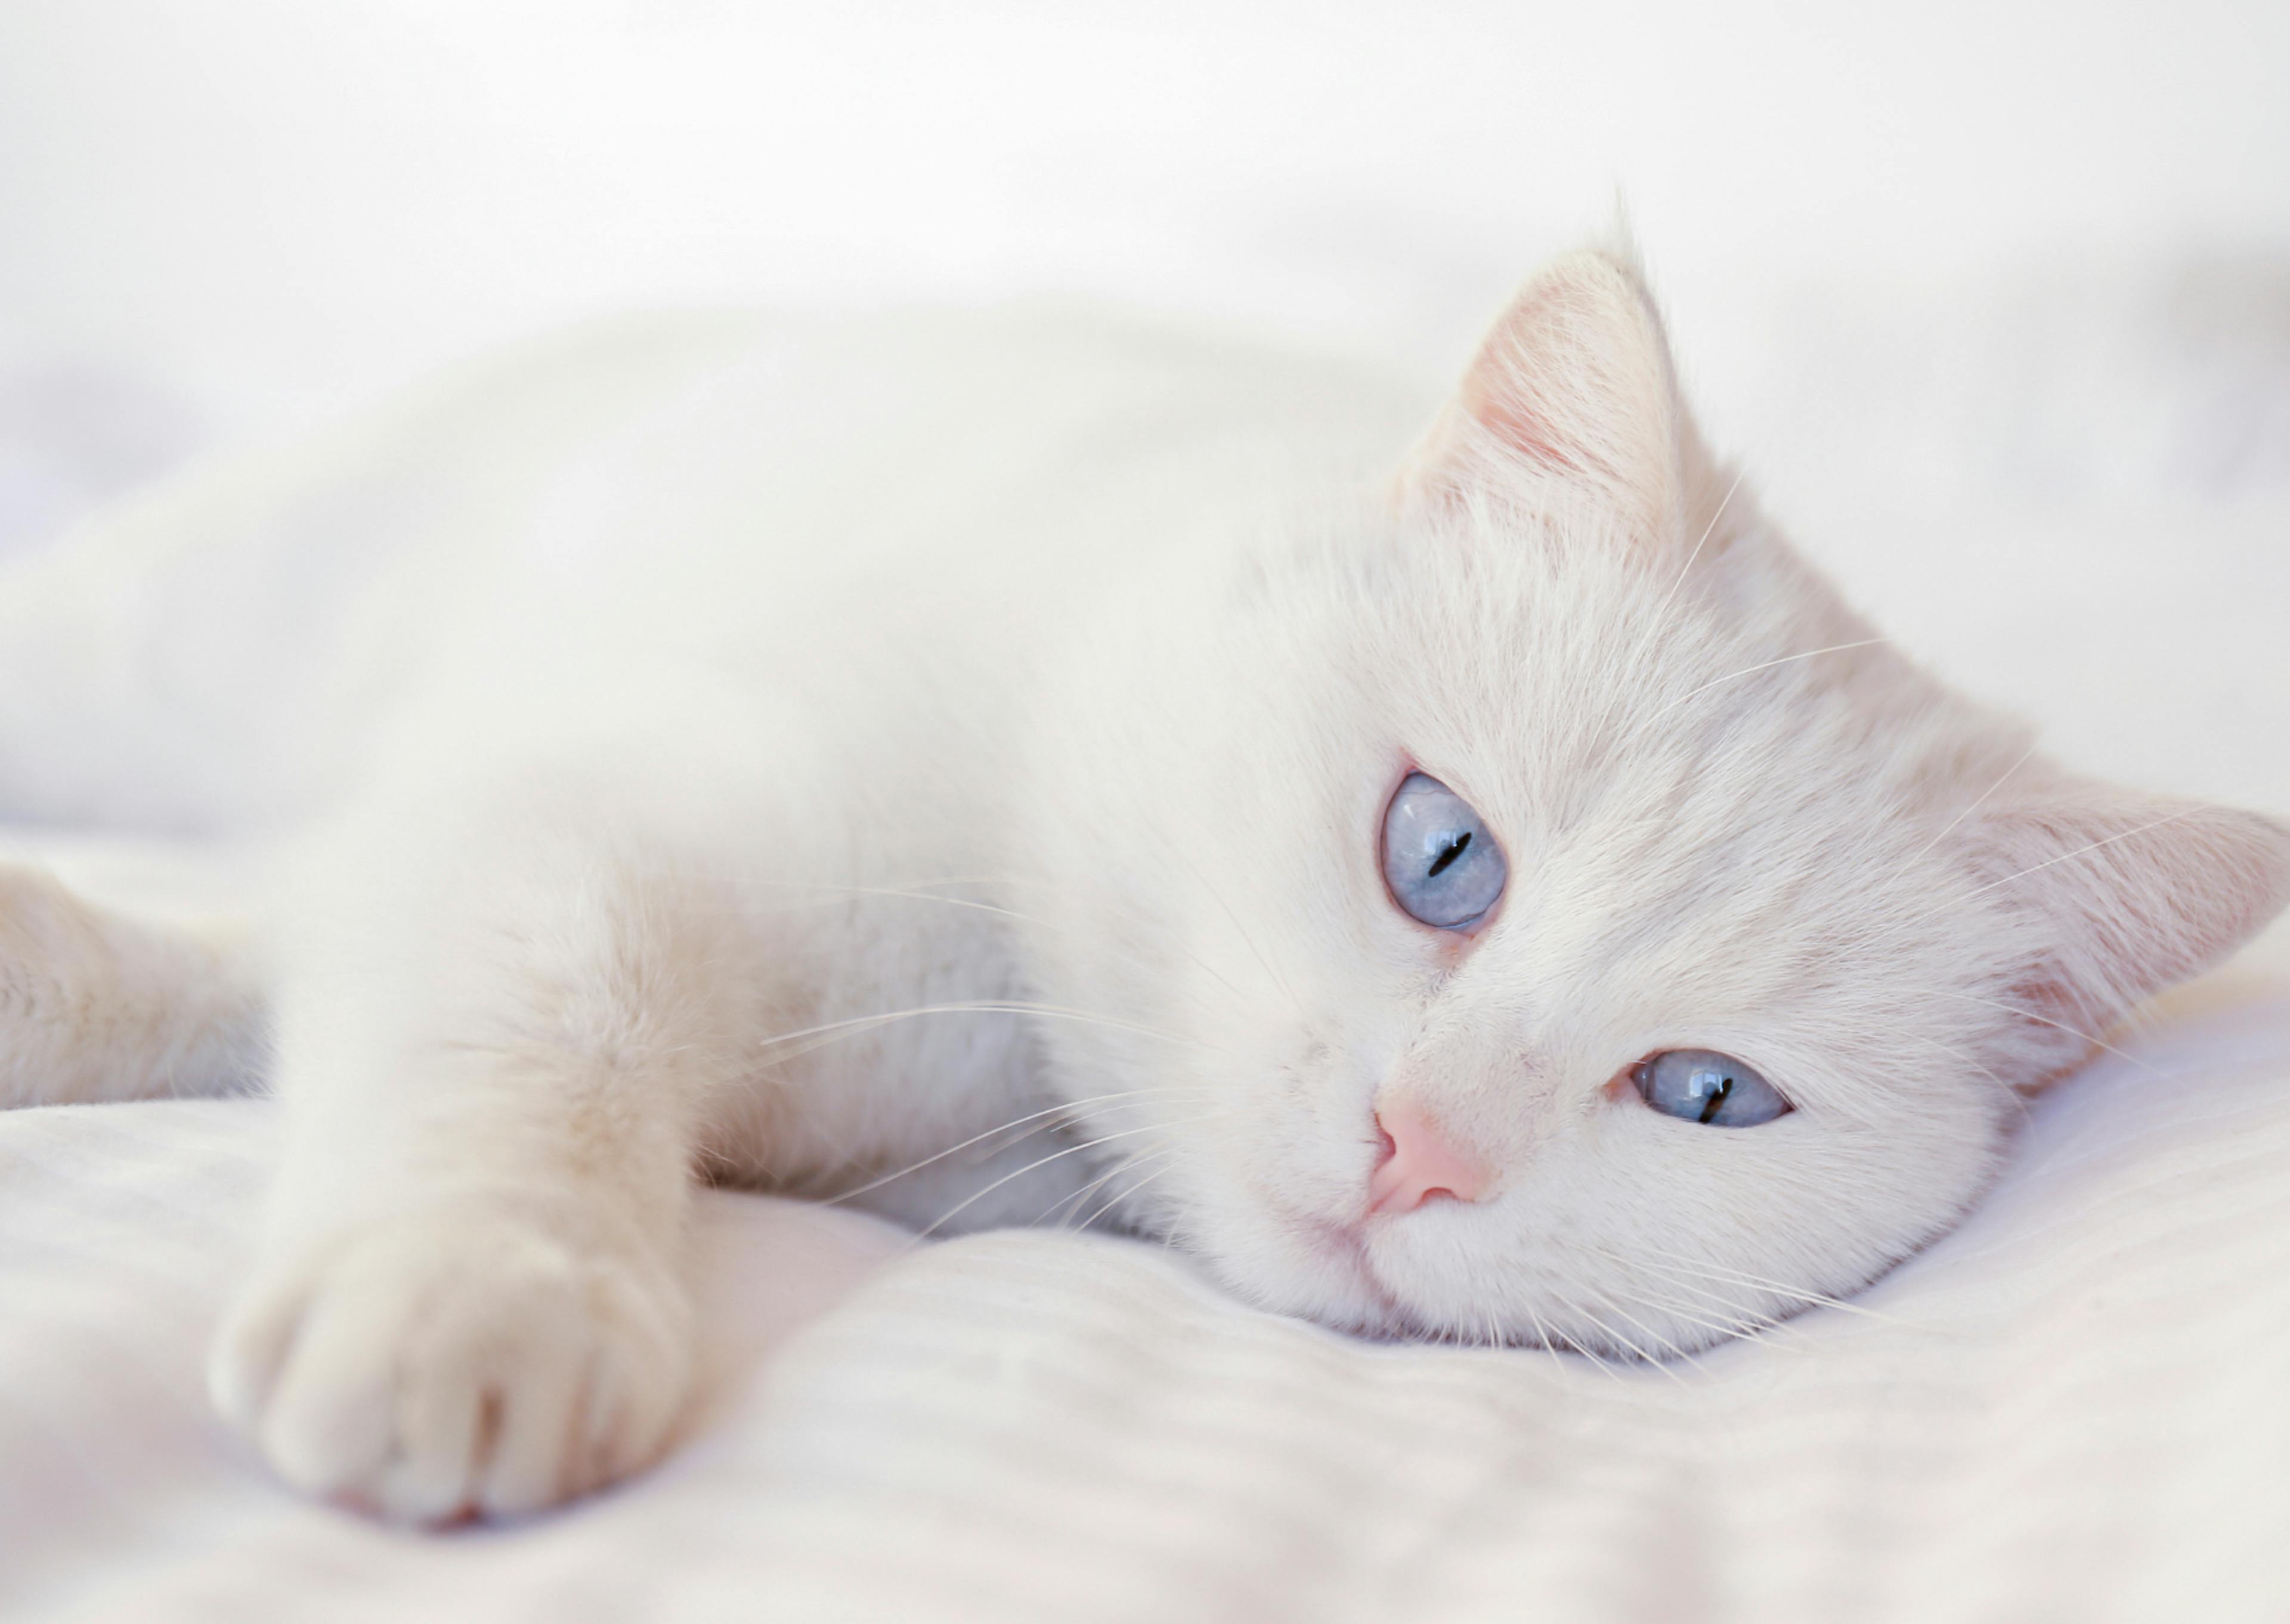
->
xmin=0 ymin=862 xmax=261 ymax=1107
xmin=1 ymin=252 xmax=2282 ymax=1522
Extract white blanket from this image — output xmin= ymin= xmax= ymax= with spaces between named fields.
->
xmin=5 ymin=969 xmax=2289 ymax=1622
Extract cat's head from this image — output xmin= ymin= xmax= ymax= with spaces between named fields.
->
xmin=1016 ymin=246 xmax=2290 ymax=1354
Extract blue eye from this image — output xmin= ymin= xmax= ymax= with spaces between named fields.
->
xmin=1381 ymin=772 xmax=1507 ymax=930
xmin=1633 ymin=1050 xmax=1791 ymax=1127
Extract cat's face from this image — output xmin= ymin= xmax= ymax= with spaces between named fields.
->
xmin=1019 ymin=248 xmax=2290 ymax=1355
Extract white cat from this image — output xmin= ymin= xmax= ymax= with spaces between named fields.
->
xmin=1 ymin=247 xmax=2282 ymax=1525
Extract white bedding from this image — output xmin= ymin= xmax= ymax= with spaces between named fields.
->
xmin=5 ymin=972 xmax=2290 ymax=1622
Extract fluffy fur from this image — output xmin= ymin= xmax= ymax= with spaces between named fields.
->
xmin=0 ymin=248 xmax=2282 ymax=1523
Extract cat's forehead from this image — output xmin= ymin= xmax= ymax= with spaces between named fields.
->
xmin=1325 ymin=523 xmax=1883 ymax=815
xmin=1267 ymin=519 xmax=1982 ymax=986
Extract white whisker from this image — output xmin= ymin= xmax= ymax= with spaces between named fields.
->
xmin=1917 ymin=986 xmax=2162 ymax=1079
xmin=824 ymin=1087 xmax=1211 ymax=1208
xmin=1608 ymin=1244 xmax=1933 ymax=1331
xmin=753 ymin=1000 xmax=1204 ymax=1069
xmin=1908 ymin=740 xmax=2037 ymax=863
xmin=1654 ymin=637 xmax=1892 ymax=715
xmin=1960 ymin=808 xmax=2202 ymax=905
xmin=1590 ymin=1294 xmax=1705 ymax=1381
xmin=1593 ymin=469 xmax=1744 ymax=739
xmin=1657 ymin=470 xmax=1744 ymax=626
xmin=1602 ymin=1293 xmax=1724 ymax=1371
xmin=1617 ymin=1282 xmax=1803 ymax=1353
xmin=1520 ymin=1298 xmax=1580 ymax=1381
xmin=1162 ymin=836 xmax=1310 ymax=1022
xmin=908 ymin=1114 xmax=1220 ymax=1242
xmin=1076 ymin=1158 xmax=1181 ymax=1232
xmin=1038 ymin=1144 xmax=1175 ymax=1228
xmin=1864 ymin=806 xmax=2208 ymax=954
xmin=1563 ymin=1301 xmax=1664 ymax=1372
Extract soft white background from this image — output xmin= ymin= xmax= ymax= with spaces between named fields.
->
xmin=2 ymin=0 xmax=2287 ymax=822
xmin=5 ymin=1 xmax=2289 ymax=401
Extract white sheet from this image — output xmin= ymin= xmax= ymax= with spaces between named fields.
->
xmin=5 ymin=970 xmax=2290 ymax=1622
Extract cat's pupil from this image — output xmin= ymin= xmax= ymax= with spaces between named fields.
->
xmin=1426 ymin=831 xmax=1471 ymax=878
xmin=1696 ymin=1073 xmax=1734 ymax=1124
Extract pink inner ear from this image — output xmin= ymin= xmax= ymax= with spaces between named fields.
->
xmin=1457 ymin=284 xmax=1601 ymax=477
xmin=1400 ymin=246 xmax=1732 ymax=548
xmin=1424 ymin=252 xmax=1686 ymax=518
xmin=1463 ymin=374 xmax=1582 ymax=476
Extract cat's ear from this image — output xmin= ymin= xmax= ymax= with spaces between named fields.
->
xmin=1967 ymin=770 xmax=2290 ymax=1078
xmin=1401 ymin=246 xmax=1694 ymax=541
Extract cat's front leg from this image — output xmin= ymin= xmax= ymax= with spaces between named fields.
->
xmin=210 ymin=770 xmax=784 ymax=1523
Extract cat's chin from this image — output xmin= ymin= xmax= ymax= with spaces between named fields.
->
xmin=1197 ymin=1193 xmax=1749 ymax=1357
xmin=1194 ymin=1192 xmax=1452 ymax=1344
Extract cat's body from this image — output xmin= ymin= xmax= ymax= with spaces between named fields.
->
xmin=2 ymin=307 xmax=1416 ymax=1208
xmin=3 ymin=249 xmax=2284 ymax=1525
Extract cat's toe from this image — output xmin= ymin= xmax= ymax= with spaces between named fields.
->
xmin=209 ymin=1210 xmax=692 ymax=1524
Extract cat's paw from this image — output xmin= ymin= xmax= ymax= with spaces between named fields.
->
xmin=209 ymin=1209 xmax=694 ymax=1524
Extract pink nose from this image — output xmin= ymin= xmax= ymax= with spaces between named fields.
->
xmin=1367 ymin=1101 xmax=1492 ymax=1216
